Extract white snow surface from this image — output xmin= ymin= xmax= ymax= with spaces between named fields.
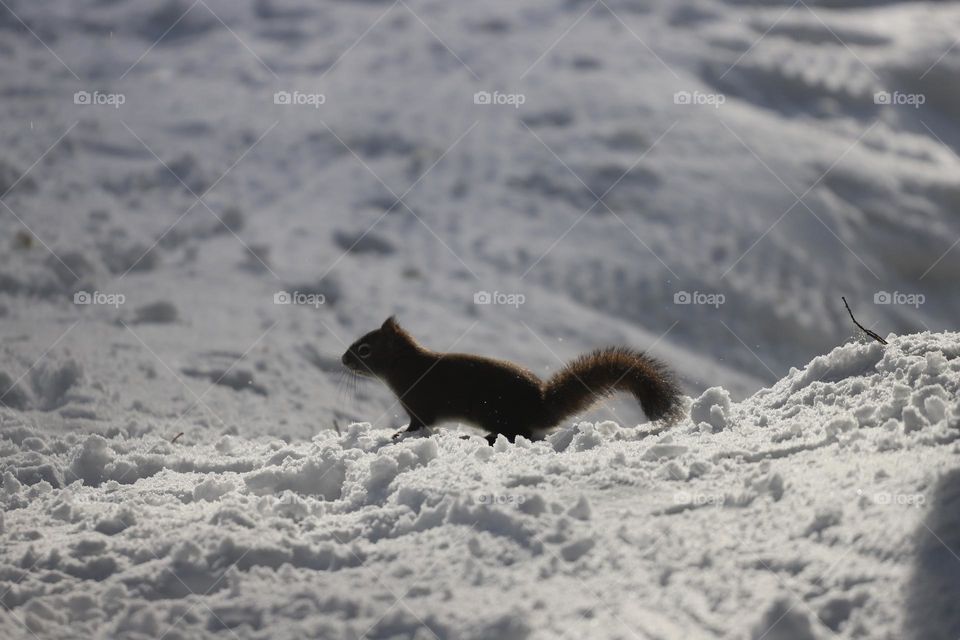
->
xmin=3 ymin=0 xmax=960 ymax=637
xmin=2 ymin=0 xmax=960 ymax=426
xmin=2 ymin=332 xmax=959 ymax=639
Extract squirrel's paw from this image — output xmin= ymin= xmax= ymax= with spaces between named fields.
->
xmin=392 ymin=426 xmax=426 ymax=441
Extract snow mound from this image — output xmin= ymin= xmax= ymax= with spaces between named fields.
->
xmin=1 ymin=332 xmax=958 ymax=638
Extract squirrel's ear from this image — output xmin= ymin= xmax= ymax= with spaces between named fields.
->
xmin=381 ymin=316 xmax=400 ymax=332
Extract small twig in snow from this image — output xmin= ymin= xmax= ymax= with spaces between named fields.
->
xmin=842 ymin=296 xmax=888 ymax=345
xmin=171 ymin=432 xmax=184 ymax=444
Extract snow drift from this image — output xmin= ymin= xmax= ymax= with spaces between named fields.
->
xmin=1 ymin=331 xmax=958 ymax=639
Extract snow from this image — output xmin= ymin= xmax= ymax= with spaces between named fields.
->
xmin=2 ymin=332 xmax=959 ymax=638
xmin=690 ymin=386 xmax=732 ymax=432
xmin=2 ymin=0 xmax=960 ymax=636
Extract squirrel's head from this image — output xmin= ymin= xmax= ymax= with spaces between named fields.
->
xmin=341 ymin=316 xmax=416 ymax=377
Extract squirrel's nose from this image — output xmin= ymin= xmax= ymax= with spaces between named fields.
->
xmin=341 ymin=352 xmax=350 ymax=366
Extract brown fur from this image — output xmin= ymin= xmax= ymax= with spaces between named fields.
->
xmin=342 ymin=317 xmax=684 ymax=443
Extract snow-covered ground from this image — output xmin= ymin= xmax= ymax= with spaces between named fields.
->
xmin=1 ymin=0 xmax=960 ymax=637
xmin=3 ymin=332 xmax=960 ymax=639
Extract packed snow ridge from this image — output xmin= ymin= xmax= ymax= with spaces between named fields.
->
xmin=2 ymin=332 xmax=959 ymax=639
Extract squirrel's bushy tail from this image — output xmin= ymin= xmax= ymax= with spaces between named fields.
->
xmin=543 ymin=347 xmax=684 ymax=426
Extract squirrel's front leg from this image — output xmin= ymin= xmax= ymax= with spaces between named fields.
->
xmin=391 ymin=413 xmax=428 ymax=440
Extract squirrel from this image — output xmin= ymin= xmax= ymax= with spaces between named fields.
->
xmin=341 ymin=317 xmax=685 ymax=444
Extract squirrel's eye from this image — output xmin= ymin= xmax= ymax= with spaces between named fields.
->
xmin=357 ymin=344 xmax=372 ymax=358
